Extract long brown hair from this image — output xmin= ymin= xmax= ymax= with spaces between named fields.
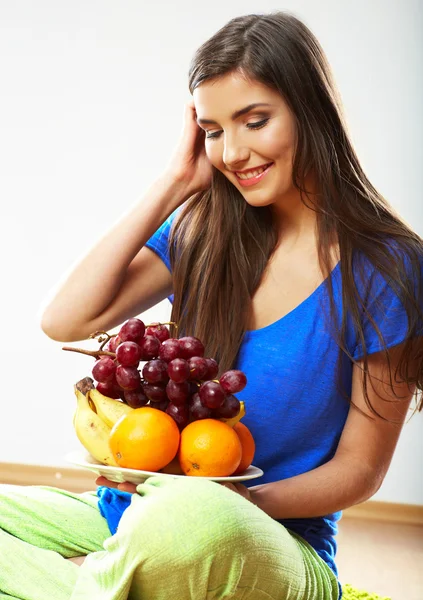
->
xmin=169 ymin=11 xmax=423 ymax=416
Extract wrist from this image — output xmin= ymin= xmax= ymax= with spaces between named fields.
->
xmin=248 ymin=487 xmax=262 ymax=507
xmin=156 ymin=171 xmax=196 ymax=207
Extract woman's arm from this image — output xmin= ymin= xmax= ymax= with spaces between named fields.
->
xmin=40 ymin=101 xmax=212 ymax=343
xmin=101 ymin=343 xmax=416 ymax=501
xmin=248 ymin=343 xmax=416 ymax=519
xmin=40 ymin=176 xmax=187 ymax=342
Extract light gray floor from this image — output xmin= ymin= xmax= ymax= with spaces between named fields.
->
xmin=336 ymin=517 xmax=423 ymax=600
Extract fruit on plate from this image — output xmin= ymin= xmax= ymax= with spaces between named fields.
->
xmin=73 ymin=384 xmax=117 ymax=467
xmin=219 ymin=400 xmax=245 ymax=428
xmin=232 ymin=422 xmax=256 ymax=475
xmin=160 ymin=455 xmax=184 ymax=475
xmin=66 ymin=320 xmax=254 ymax=475
xmin=89 ymin=387 xmax=133 ymax=428
xmin=109 ymin=406 xmax=180 ymax=471
xmin=63 ymin=320 xmax=248 ymax=433
xmin=178 ymin=419 xmax=242 ymax=477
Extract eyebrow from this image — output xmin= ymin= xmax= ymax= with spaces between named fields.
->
xmin=196 ymin=103 xmax=273 ymax=126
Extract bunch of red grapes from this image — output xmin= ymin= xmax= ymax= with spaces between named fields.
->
xmin=92 ymin=318 xmax=247 ymax=430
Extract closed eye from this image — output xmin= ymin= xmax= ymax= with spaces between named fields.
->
xmin=206 ymin=118 xmax=270 ymax=140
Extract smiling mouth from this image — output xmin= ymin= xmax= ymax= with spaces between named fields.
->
xmin=235 ymin=163 xmax=273 ymax=180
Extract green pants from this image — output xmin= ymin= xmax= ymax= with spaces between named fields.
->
xmin=0 ymin=478 xmax=339 ymax=600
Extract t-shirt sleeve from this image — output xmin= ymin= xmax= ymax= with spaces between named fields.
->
xmin=351 ymin=248 xmax=423 ymax=361
xmin=144 ymin=209 xmax=180 ymax=273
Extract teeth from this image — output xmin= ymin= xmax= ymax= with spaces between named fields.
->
xmin=236 ymin=164 xmax=270 ymax=180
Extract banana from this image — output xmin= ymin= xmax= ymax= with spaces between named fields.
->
xmin=89 ymin=388 xmax=134 ymax=429
xmin=219 ymin=400 xmax=246 ymax=428
xmin=73 ymin=387 xmax=118 ymax=466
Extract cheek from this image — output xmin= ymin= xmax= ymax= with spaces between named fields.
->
xmin=205 ymin=143 xmax=222 ymax=168
xmin=261 ymin=126 xmax=295 ymax=162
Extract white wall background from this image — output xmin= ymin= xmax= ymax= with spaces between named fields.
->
xmin=0 ymin=0 xmax=421 ymax=504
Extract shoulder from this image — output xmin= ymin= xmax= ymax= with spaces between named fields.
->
xmin=351 ymin=237 xmax=423 ymax=295
xmin=347 ymin=236 xmax=423 ymax=360
xmin=144 ymin=208 xmax=183 ymax=272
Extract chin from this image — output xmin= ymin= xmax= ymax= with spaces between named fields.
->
xmin=241 ymin=195 xmax=275 ymax=208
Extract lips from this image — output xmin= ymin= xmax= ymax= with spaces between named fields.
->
xmin=234 ymin=163 xmax=274 ymax=187
xmin=235 ymin=163 xmax=273 ymax=178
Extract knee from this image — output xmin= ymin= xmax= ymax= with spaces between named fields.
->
xmin=115 ymin=477 xmax=257 ymax=557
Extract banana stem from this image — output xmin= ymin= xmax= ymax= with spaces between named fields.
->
xmin=62 ymin=347 xmax=116 ymax=359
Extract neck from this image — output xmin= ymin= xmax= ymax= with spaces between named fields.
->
xmin=272 ymin=181 xmax=319 ymax=246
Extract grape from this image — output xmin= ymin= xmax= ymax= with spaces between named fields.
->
xmin=219 ymin=370 xmax=247 ymax=394
xmin=143 ymin=382 xmax=167 ymax=403
xmin=138 ymin=335 xmax=161 ymax=360
xmin=124 ymin=388 xmax=149 ymax=408
xmin=167 ymin=358 xmax=190 ymax=383
xmin=159 ymin=338 xmax=182 ymax=362
xmin=115 ymin=365 xmax=141 ymax=391
xmin=142 ymin=359 xmax=169 ymax=384
xmin=189 ymin=393 xmax=212 ymax=420
xmin=166 ymin=403 xmax=189 ymax=430
xmin=107 ymin=335 xmax=121 ymax=353
xmin=198 ymin=381 xmax=225 ymax=409
xmin=92 ymin=357 xmax=116 ymax=383
xmin=178 ymin=336 xmax=205 ymax=359
xmin=96 ymin=381 xmax=121 ymax=399
xmin=187 ymin=356 xmax=208 ymax=380
xmin=146 ymin=323 xmax=170 ymax=343
xmin=189 ymin=381 xmax=200 ymax=396
xmin=153 ymin=398 xmax=169 ymax=411
xmin=119 ymin=318 xmax=145 ymax=343
xmin=166 ymin=380 xmax=190 ymax=405
xmin=213 ymin=394 xmax=240 ymax=418
xmin=116 ymin=341 xmax=142 ymax=367
xmin=204 ymin=358 xmax=219 ymax=380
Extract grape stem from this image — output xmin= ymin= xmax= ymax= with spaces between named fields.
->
xmin=146 ymin=321 xmax=178 ymax=330
xmin=88 ymin=323 xmax=179 ymax=351
xmin=62 ymin=346 xmax=116 ymax=359
xmin=88 ymin=330 xmax=118 ymax=350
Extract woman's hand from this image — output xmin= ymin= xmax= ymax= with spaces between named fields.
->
xmin=96 ymin=476 xmax=137 ymax=494
xmin=165 ymin=100 xmax=214 ymax=195
xmin=95 ymin=478 xmax=255 ymax=503
xmin=220 ymin=482 xmax=254 ymax=503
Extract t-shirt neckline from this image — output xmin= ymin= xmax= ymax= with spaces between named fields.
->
xmin=244 ymin=261 xmax=341 ymax=336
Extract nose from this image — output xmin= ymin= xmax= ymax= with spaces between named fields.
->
xmin=223 ymin=135 xmax=250 ymax=170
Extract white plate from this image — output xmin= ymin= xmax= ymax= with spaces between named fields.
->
xmin=65 ymin=450 xmax=264 ymax=484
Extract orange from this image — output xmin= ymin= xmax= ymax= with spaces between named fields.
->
xmin=232 ymin=422 xmax=256 ymax=474
xmin=160 ymin=455 xmax=184 ymax=475
xmin=109 ymin=406 xmax=180 ymax=471
xmin=178 ymin=419 xmax=242 ymax=477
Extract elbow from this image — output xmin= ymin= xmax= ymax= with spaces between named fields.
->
xmin=366 ymin=467 xmax=385 ymax=499
xmin=40 ymin=309 xmax=81 ymax=343
xmin=354 ymin=464 xmax=386 ymax=504
xmin=336 ymin=453 xmax=386 ymax=506
xmin=40 ymin=314 xmax=67 ymax=342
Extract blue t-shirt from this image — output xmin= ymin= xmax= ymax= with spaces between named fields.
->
xmin=98 ymin=210 xmax=421 ymax=581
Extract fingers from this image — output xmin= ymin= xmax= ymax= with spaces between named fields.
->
xmin=185 ymin=97 xmax=195 ymax=111
xmin=95 ymin=476 xmax=136 ymax=494
xmin=184 ymin=99 xmax=200 ymax=128
xmin=219 ymin=482 xmax=252 ymax=501
xmin=219 ymin=482 xmax=237 ymax=492
xmin=117 ymin=482 xmax=137 ymax=493
xmin=96 ymin=476 xmax=119 ymax=489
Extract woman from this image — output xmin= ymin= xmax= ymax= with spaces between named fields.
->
xmin=2 ymin=11 xmax=422 ymax=600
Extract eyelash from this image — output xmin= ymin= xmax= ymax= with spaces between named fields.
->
xmin=205 ymin=118 xmax=269 ymax=140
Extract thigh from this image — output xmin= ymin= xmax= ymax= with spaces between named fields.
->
xmin=0 ymin=528 xmax=78 ymax=600
xmin=0 ymin=484 xmax=111 ymax=557
xmin=71 ymin=477 xmax=339 ymax=600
